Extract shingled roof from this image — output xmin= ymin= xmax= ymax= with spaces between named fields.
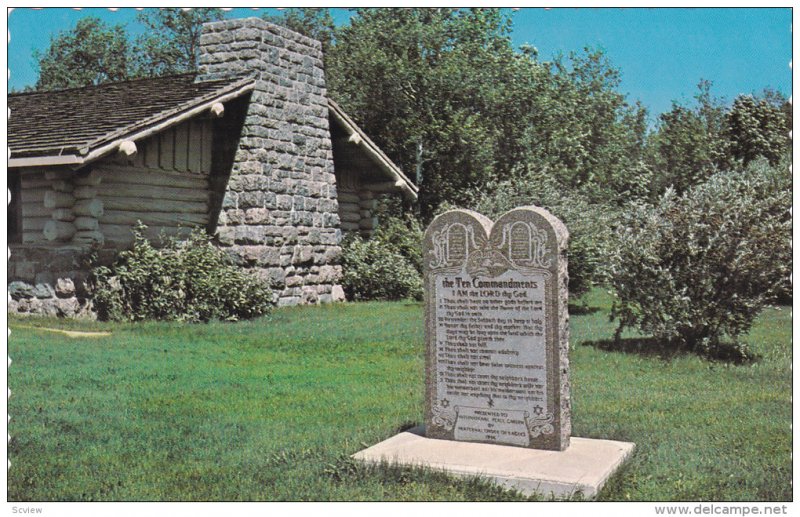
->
xmin=9 ymin=71 xmax=418 ymax=200
xmin=8 ymin=73 xmax=256 ymax=167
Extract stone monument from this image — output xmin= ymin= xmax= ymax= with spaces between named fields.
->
xmin=353 ymin=206 xmax=635 ymax=499
xmin=423 ymin=207 xmax=570 ymax=450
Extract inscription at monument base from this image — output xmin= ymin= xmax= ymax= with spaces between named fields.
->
xmin=424 ymin=206 xmax=571 ymax=451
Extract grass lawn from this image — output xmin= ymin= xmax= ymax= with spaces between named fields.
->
xmin=7 ymin=290 xmax=792 ymax=501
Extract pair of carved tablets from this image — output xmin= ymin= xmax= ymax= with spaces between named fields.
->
xmin=423 ymin=207 xmax=570 ymax=451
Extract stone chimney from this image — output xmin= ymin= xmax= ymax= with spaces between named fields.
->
xmin=197 ymin=18 xmax=343 ymax=306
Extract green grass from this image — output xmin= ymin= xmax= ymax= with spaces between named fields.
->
xmin=8 ymin=291 xmax=792 ymax=501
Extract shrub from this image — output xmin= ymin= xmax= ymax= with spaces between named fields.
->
xmin=339 ymin=210 xmax=423 ymax=302
xmin=371 ymin=205 xmax=424 ymax=275
xmin=91 ymin=224 xmax=273 ymax=322
xmin=470 ymin=170 xmax=620 ymax=298
xmin=610 ymin=159 xmax=791 ymax=352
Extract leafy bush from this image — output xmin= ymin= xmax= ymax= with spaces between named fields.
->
xmin=470 ymin=170 xmax=621 ymax=298
xmin=339 ymin=208 xmax=424 ymax=301
xmin=372 ymin=202 xmax=424 ymax=275
xmin=91 ymin=224 xmax=273 ymax=322
xmin=610 ymin=159 xmax=791 ymax=353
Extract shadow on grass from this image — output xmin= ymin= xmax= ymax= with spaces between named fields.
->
xmin=395 ymin=421 xmax=419 ymax=434
xmin=582 ymin=337 xmax=759 ymax=365
xmin=568 ymin=303 xmax=602 ymax=315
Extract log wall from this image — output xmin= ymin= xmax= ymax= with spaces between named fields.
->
xmin=331 ymin=124 xmax=404 ymax=238
xmin=337 ymin=188 xmax=378 ymax=236
xmin=96 ymin=119 xmax=212 ymax=246
xmin=95 ymin=168 xmax=209 ymax=246
xmin=19 ymin=169 xmax=50 ymax=244
xmin=14 ymin=117 xmax=212 ymax=248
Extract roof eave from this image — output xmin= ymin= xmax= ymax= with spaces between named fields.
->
xmin=7 ymin=154 xmax=84 ymax=168
xmin=327 ymin=99 xmax=418 ymax=201
xmin=9 ymin=79 xmax=256 ymax=170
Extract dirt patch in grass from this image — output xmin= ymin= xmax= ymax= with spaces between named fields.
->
xmin=10 ymin=325 xmax=112 ymax=338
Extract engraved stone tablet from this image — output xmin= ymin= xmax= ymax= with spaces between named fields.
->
xmin=424 ymin=207 xmax=570 ymax=450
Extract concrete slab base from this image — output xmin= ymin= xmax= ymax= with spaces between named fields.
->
xmin=352 ymin=426 xmax=635 ymax=499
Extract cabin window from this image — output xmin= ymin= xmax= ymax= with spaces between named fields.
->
xmin=8 ymin=170 xmax=21 ymax=243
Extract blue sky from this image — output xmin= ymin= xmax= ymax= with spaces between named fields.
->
xmin=7 ymin=7 xmax=792 ymax=120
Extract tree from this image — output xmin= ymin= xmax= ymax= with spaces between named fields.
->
xmin=648 ymin=80 xmax=730 ymax=196
xmin=326 ymin=9 xmax=651 ymax=217
xmin=649 ymin=82 xmax=791 ymax=197
xmin=522 ymin=48 xmax=651 ymax=203
xmin=725 ymin=91 xmax=791 ymax=166
xmin=131 ymin=8 xmax=224 ymax=77
xmin=35 ymin=17 xmax=130 ymax=91
xmin=327 ymin=8 xmax=543 ymax=217
xmin=264 ymin=8 xmax=336 ymax=51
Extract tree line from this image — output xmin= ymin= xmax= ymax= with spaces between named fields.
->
xmin=28 ymin=8 xmax=790 ymax=219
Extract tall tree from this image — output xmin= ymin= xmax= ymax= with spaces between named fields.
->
xmin=35 ymin=17 xmax=130 ymax=91
xmin=132 ymin=8 xmax=224 ymax=77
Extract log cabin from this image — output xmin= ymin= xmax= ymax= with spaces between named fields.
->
xmin=8 ymin=17 xmax=418 ymax=316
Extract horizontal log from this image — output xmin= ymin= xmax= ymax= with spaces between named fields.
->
xmin=359 ymin=209 xmax=373 ymax=218
xmin=119 ymin=140 xmax=137 ymax=157
xmin=51 ymin=208 xmax=76 ymax=222
xmin=98 ymin=165 xmax=208 ymax=189
xmin=51 ymin=180 xmax=74 ymax=193
xmin=359 ymin=198 xmax=377 ymax=209
xmin=102 ymin=197 xmax=206 ymax=214
xmin=44 ymin=169 xmax=72 ymax=181
xmin=337 ymin=191 xmax=361 ymax=203
xmin=43 ymin=220 xmax=76 ymax=242
xmin=21 ymin=189 xmax=47 ymax=203
xmin=97 ymin=183 xmax=209 ymax=203
xmin=44 ymin=190 xmax=75 ymax=209
xmin=357 ymin=189 xmax=376 ymax=199
xmin=359 ymin=217 xmax=379 ymax=230
xmin=22 ymin=217 xmax=50 ymax=231
xmin=73 ymin=198 xmax=104 ymax=218
xmin=337 ymin=202 xmax=360 ymax=212
xmin=74 ymin=217 xmax=100 ymax=231
xmin=20 ymin=176 xmax=73 ymax=192
xmin=20 ymin=176 xmax=51 ymax=189
xmin=361 ymin=180 xmax=404 ymax=194
xmin=22 ymin=231 xmax=45 ymax=243
xmin=73 ymin=230 xmax=104 ymax=245
xmin=339 ymin=211 xmax=362 ymax=223
xmin=21 ymin=204 xmax=51 ymax=218
xmin=101 ymin=209 xmax=207 ymax=227
xmin=73 ymin=186 xmax=97 ymax=199
xmin=102 ymin=223 xmax=190 ymax=234
xmin=340 ymin=221 xmax=361 ymax=231
xmin=101 ymin=224 xmax=194 ymax=244
xmin=74 ymin=170 xmax=102 ymax=186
